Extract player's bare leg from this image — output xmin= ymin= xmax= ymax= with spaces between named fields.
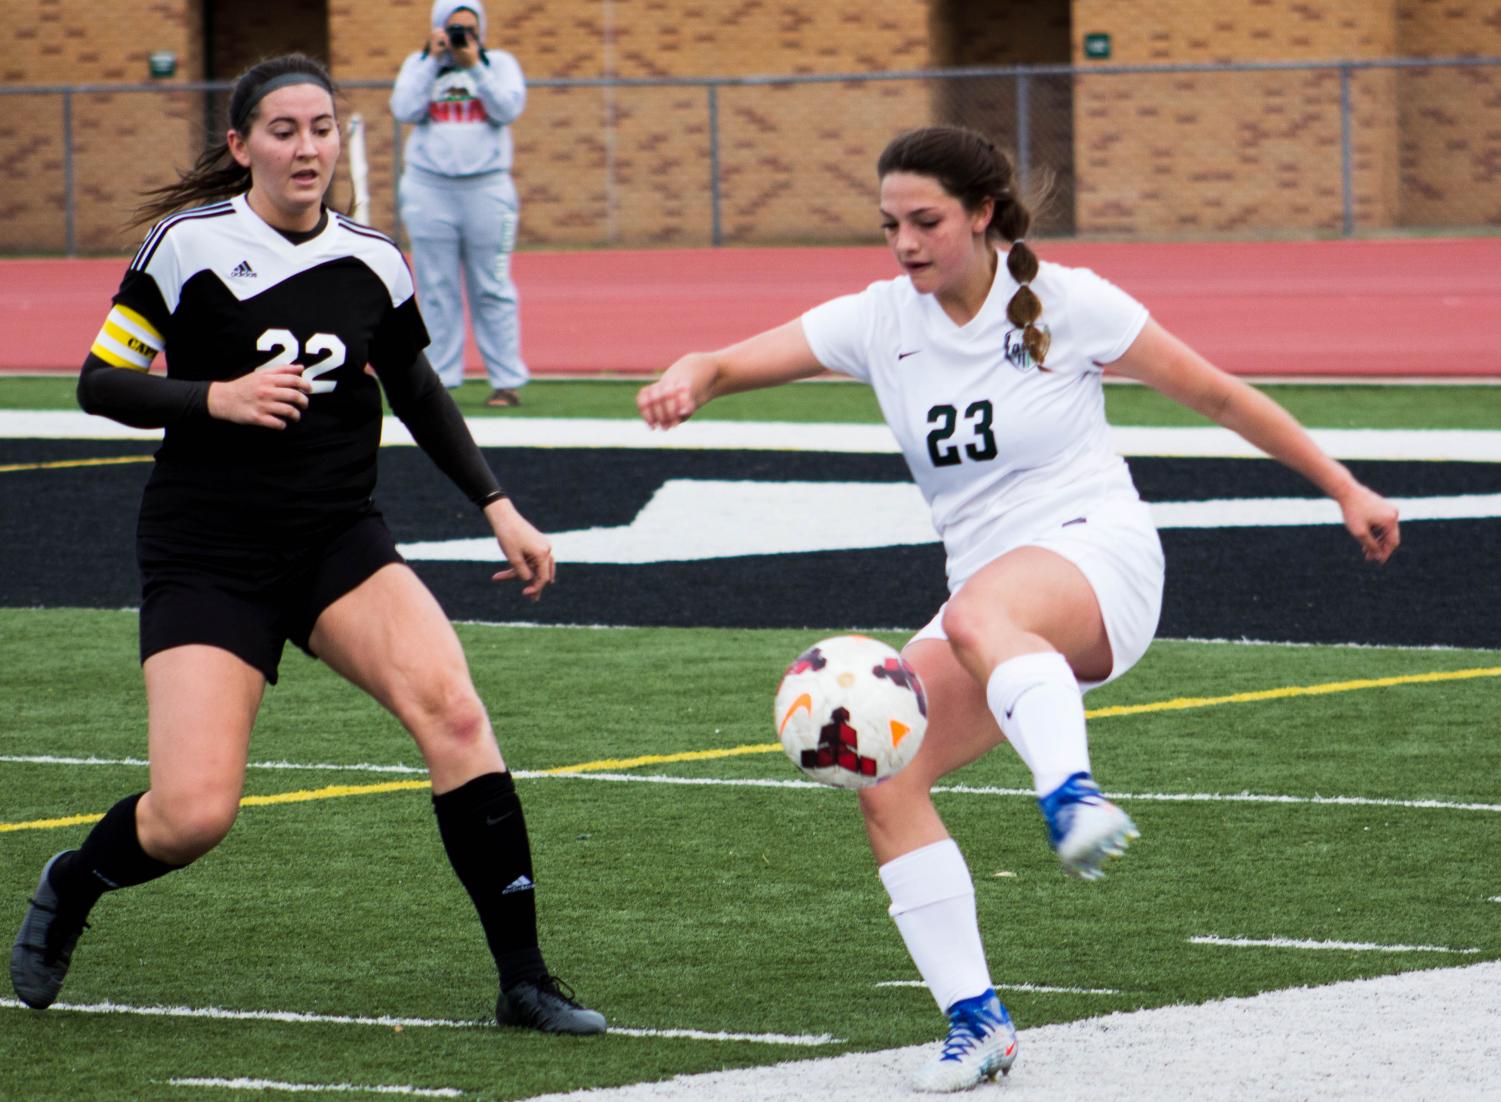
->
xmin=12 ymin=646 xmax=259 ymax=1008
xmin=311 ymin=564 xmax=605 ymax=1034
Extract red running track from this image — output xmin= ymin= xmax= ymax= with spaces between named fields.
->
xmin=3 ymin=238 xmax=1499 ymax=377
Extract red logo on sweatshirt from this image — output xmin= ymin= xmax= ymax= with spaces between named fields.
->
xmin=429 ymin=85 xmax=489 ymax=124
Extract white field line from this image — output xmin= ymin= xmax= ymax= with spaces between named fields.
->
xmin=4 ymin=756 xmax=1500 ymax=815
xmin=0 ymin=998 xmax=482 ymax=1030
xmin=527 ymin=772 xmax=1501 ymax=814
xmin=0 ymin=754 xmax=428 ymax=774
xmin=2 ymin=608 xmax=1492 ymax=658
xmin=168 ymin=1077 xmax=461 ymax=1098
xmin=1190 ymin=935 xmax=1481 ymax=954
xmin=611 ymin=1027 xmax=841 ymax=1046
xmin=519 ymin=960 xmax=1501 ymax=1102
xmin=399 ymin=483 xmax=1501 ymax=566
xmin=875 ymin=980 xmax=1122 ymax=995
xmin=0 ymin=997 xmax=839 ymax=1047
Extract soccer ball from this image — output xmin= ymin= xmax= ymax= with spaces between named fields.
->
xmin=773 ymin=634 xmax=928 ymax=789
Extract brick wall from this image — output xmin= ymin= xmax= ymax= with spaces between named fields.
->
xmin=1396 ymin=1 xmax=1501 ymax=225
xmin=1070 ymin=0 xmax=1402 ymax=236
xmin=3 ymin=0 xmax=1499 ymax=253
xmin=1 ymin=0 xmax=204 ymax=253
xmin=334 ymin=0 xmax=932 ymax=245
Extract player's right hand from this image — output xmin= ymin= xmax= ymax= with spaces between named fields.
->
xmin=637 ymin=376 xmax=699 ymax=430
xmin=1338 ymin=483 xmax=1401 ymax=565
xmin=207 ymin=365 xmax=313 ymax=429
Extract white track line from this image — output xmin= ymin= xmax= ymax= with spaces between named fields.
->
xmin=168 ymin=1077 xmax=461 ymax=1097
xmin=0 ymin=998 xmax=838 ymax=1046
xmin=4 ymin=756 xmax=1499 ymax=815
xmin=1190 ymin=935 xmax=1481 ymax=954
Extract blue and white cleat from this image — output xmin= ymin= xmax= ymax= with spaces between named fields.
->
xmin=912 ymin=988 xmax=1018 ymax=1093
xmin=1039 ymin=771 xmax=1139 ymax=880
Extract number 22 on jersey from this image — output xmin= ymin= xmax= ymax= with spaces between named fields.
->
xmin=255 ymin=328 xmax=347 ymax=394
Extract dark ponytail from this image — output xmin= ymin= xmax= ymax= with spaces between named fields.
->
xmin=130 ymin=54 xmax=337 ymax=228
xmin=878 ymin=125 xmax=1049 ymax=366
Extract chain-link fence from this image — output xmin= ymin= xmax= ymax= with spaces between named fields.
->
xmin=3 ymin=56 xmax=1498 ymax=256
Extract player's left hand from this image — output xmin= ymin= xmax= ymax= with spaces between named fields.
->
xmin=484 ymin=496 xmax=555 ymax=600
xmin=1339 ymin=483 xmax=1400 ymax=564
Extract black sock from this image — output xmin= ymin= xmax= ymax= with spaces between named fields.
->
xmin=49 ymin=792 xmax=181 ymax=917
xmin=432 ymin=771 xmax=546 ymax=990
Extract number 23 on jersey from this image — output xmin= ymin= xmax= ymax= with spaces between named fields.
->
xmin=926 ymin=400 xmax=998 ymax=467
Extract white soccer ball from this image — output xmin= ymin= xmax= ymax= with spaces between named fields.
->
xmin=773 ymin=634 xmax=928 ymax=789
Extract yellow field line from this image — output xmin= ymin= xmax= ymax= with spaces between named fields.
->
xmin=1083 ymin=665 xmax=1501 ymax=719
xmin=0 ymin=780 xmax=436 ymax=834
xmin=4 ymin=666 xmax=1499 ymax=833
xmin=0 ymin=813 xmax=106 ymax=833
xmin=536 ymin=742 xmax=782 ymax=775
xmin=238 ymin=780 xmax=433 ymax=805
xmin=538 ymin=665 xmax=1501 ymax=774
xmin=0 ymin=455 xmax=154 ymax=474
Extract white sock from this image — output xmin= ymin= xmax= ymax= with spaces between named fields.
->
xmin=878 ymin=838 xmax=991 ymax=1012
xmin=986 ymin=651 xmax=1091 ymax=797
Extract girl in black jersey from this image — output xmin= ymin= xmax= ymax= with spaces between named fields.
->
xmin=9 ymin=54 xmax=605 ymax=1036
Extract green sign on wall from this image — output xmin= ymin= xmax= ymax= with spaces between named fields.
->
xmin=1083 ymin=33 xmax=1111 ymax=60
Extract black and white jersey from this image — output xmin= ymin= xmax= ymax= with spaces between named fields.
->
xmin=92 ymin=194 xmax=429 ymax=540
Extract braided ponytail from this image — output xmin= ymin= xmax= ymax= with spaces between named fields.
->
xmin=995 ymin=225 xmax=1049 ymax=367
xmin=878 ymin=125 xmax=1049 ymax=366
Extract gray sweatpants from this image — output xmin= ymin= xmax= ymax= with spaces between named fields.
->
xmin=398 ymin=166 xmax=528 ymax=390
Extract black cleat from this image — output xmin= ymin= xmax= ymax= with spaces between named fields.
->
xmin=11 ymin=851 xmax=90 ymax=1009
xmin=496 ymin=974 xmax=606 ymax=1035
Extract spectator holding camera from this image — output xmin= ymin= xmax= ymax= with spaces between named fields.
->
xmin=391 ymin=2 xmax=530 ymax=407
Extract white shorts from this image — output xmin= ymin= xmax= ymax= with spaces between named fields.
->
xmin=909 ymin=495 xmax=1165 ymax=692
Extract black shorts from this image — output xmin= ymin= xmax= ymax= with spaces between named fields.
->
xmin=137 ymin=513 xmax=405 ymax=684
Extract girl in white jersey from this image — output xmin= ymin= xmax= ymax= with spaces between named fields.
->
xmin=638 ymin=125 xmax=1400 ymax=1093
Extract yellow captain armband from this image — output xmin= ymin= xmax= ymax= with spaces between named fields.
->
xmin=89 ymin=305 xmax=163 ymax=370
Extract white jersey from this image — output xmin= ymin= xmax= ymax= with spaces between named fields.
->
xmin=802 ymin=253 xmax=1149 ymax=590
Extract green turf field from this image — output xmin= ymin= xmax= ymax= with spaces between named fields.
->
xmin=2 ymin=611 xmax=1499 ymax=1100
xmin=2 ymin=377 xmax=1498 ymax=1100
xmin=3 ymin=373 xmax=1499 ymax=428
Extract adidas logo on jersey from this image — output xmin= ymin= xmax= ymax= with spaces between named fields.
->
xmin=229 ymin=260 xmax=257 ymax=278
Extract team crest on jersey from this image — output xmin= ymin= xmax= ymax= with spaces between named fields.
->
xmin=1003 ymin=325 xmax=1051 ymax=372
